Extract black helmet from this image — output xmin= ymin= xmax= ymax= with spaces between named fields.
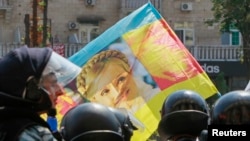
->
xmin=211 ymin=90 xmax=250 ymax=124
xmin=158 ymin=90 xmax=209 ymax=140
xmin=0 ymin=46 xmax=81 ymax=112
xmin=60 ymin=102 xmax=124 ymax=141
xmin=0 ymin=46 xmax=52 ymax=112
xmin=108 ymin=108 xmax=142 ymax=141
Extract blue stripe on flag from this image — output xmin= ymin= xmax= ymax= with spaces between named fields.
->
xmin=69 ymin=2 xmax=162 ymax=67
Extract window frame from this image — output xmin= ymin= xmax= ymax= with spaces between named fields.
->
xmin=174 ymin=28 xmax=195 ymax=46
xmin=221 ymin=29 xmax=242 ymax=46
xmin=78 ymin=24 xmax=99 ymax=43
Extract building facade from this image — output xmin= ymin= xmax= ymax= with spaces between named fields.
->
xmin=0 ymin=0 xmax=248 ymax=92
xmin=0 ymin=0 xmax=224 ymax=45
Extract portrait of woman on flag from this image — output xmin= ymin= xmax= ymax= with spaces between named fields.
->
xmin=63 ymin=3 xmax=219 ymax=140
xmin=76 ymin=48 xmax=160 ymax=113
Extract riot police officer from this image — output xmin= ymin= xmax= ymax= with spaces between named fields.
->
xmin=0 ymin=46 xmax=81 ymax=141
xmin=211 ymin=90 xmax=250 ymax=124
xmin=158 ymin=90 xmax=209 ymax=141
xmin=60 ymin=102 xmax=125 ymax=141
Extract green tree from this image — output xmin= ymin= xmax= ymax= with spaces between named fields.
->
xmin=40 ymin=0 xmax=48 ymax=47
xmin=214 ymin=72 xmax=229 ymax=95
xmin=28 ymin=0 xmax=49 ymax=47
xmin=206 ymin=0 xmax=250 ymax=78
xmin=32 ymin=0 xmax=38 ymax=47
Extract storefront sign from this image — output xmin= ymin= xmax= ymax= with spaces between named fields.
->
xmin=199 ymin=61 xmax=248 ymax=76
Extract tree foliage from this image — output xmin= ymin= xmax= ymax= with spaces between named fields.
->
xmin=207 ymin=0 xmax=250 ymax=33
xmin=28 ymin=0 xmax=48 ymax=47
xmin=214 ymin=72 xmax=229 ymax=95
xmin=206 ymin=0 xmax=250 ymax=77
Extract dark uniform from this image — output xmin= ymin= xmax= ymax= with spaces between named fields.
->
xmin=0 ymin=46 xmax=81 ymax=141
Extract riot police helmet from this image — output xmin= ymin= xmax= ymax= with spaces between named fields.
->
xmin=60 ymin=102 xmax=124 ymax=141
xmin=158 ymin=89 xmax=209 ymax=140
xmin=108 ymin=107 xmax=145 ymax=141
xmin=211 ymin=90 xmax=250 ymax=124
xmin=0 ymin=46 xmax=81 ymax=112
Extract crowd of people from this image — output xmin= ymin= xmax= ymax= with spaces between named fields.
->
xmin=0 ymin=46 xmax=250 ymax=141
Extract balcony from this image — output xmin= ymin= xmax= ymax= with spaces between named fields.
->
xmin=0 ymin=43 xmax=244 ymax=62
xmin=121 ymin=0 xmax=161 ymax=9
xmin=186 ymin=45 xmax=242 ymax=62
xmin=120 ymin=0 xmax=162 ymax=16
xmin=0 ymin=0 xmax=12 ymax=23
xmin=0 ymin=0 xmax=10 ymax=9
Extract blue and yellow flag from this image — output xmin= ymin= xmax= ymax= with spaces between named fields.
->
xmin=56 ymin=2 xmax=218 ymax=141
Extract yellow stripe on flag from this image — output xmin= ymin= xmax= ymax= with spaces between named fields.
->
xmin=131 ymin=72 xmax=218 ymax=141
xmin=121 ymin=11 xmax=218 ymax=141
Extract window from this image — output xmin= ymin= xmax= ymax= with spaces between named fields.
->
xmin=174 ymin=29 xmax=194 ymax=46
xmin=231 ymin=31 xmax=240 ymax=45
xmin=80 ymin=29 xmax=88 ymax=43
xmin=221 ymin=24 xmax=242 ymax=46
xmin=221 ymin=30 xmax=241 ymax=46
xmin=78 ymin=24 xmax=99 ymax=43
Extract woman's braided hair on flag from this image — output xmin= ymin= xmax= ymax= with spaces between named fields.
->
xmin=76 ymin=50 xmax=130 ymax=98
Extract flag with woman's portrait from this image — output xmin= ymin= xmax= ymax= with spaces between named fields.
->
xmin=58 ymin=2 xmax=219 ymax=141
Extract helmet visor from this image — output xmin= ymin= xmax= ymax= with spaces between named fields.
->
xmin=42 ymin=52 xmax=81 ymax=86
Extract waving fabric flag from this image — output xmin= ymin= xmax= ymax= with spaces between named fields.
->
xmin=65 ymin=2 xmax=218 ymax=141
xmin=245 ymin=80 xmax=250 ymax=91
